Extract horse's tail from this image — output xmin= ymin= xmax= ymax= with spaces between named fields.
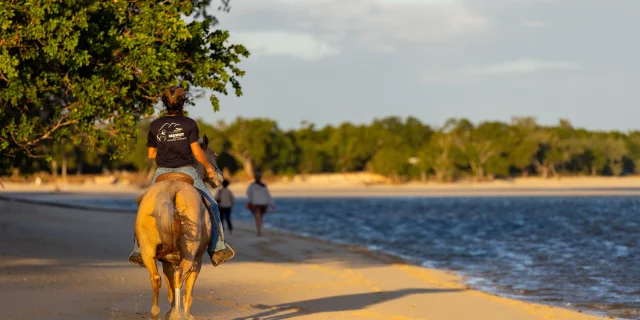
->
xmin=153 ymin=186 xmax=178 ymax=256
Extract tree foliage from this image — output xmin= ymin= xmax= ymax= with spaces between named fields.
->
xmin=0 ymin=0 xmax=248 ymax=158
xmin=7 ymin=115 xmax=640 ymax=181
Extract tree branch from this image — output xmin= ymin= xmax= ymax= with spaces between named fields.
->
xmin=10 ymin=115 xmax=79 ymax=151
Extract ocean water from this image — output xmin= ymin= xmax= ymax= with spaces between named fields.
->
xmin=45 ymin=196 xmax=640 ymax=319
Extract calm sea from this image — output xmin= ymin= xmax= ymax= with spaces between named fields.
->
xmin=39 ymin=195 xmax=640 ymax=319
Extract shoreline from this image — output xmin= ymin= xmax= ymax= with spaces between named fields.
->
xmin=3 ymin=175 xmax=640 ymax=198
xmin=0 ymin=194 xmax=616 ymax=319
xmin=253 ymin=225 xmax=614 ymax=318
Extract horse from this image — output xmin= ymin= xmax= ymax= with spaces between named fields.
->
xmin=135 ymin=134 xmax=224 ymax=320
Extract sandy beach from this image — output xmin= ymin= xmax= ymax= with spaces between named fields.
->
xmin=3 ymin=175 xmax=640 ymax=198
xmin=0 ymin=195 xmax=607 ymax=320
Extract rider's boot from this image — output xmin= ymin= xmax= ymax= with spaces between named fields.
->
xmin=128 ymin=237 xmax=145 ymax=267
xmin=208 ymin=243 xmax=236 ymax=267
xmin=204 ymin=202 xmax=236 ymax=267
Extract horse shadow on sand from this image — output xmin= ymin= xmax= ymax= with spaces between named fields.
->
xmin=233 ymin=288 xmax=464 ymax=320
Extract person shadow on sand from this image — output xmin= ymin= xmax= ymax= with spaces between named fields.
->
xmin=233 ymin=288 xmax=464 ymax=320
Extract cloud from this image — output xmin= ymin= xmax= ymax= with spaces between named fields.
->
xmin=231 ymin=31 xmax=341 ymax=60
xmin=520 ymin=20 xmax=549 ymax=28
xmin=223 ymin=0 xmax=490 ymax=54
xmin=463 ymin=58 xmax=583 ymax=76
xmin=346 ymin=1 xmax=490 ymax=51
xmin=424 ymin=58 xmax=583 ymax=84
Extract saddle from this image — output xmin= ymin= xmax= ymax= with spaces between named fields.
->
xmin=135 ymin=172 xmax=194 ymax=205
xmin=135 ymin=172 xmax=230 ymax=264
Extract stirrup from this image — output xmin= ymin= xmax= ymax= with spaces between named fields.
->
xmin=210 ymin=244 xmax=236 ymax=267
xmin=128 ymin=252 xmax=145 ymax=267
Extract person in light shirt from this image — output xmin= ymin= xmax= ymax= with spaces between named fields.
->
xmin=215 ymin=179 xmax=235 ymax=234
xmin=246 ymin=171 xmax=275 ymax=237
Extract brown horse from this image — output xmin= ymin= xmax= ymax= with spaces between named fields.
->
xmin=136 ymin=135 xmax=224 ymax=320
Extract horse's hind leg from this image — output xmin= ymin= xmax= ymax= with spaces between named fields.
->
xmin=182 ymin=256 xmax=203 ymax=319
xmin=162 ymin=261 xmax=175 ymax=305
xmin=166 ymin=259 xmax=194 ymax=320
xmin=172 ymin=260 xmax=194 ymax=314
xmin=142 ymin=253 xmax=161 ymax=317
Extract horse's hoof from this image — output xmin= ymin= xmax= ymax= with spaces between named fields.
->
xmin=151 ymin=305 xmax=160 ymax=317
xmin=164 ymin=309 xmax=181 ymax=320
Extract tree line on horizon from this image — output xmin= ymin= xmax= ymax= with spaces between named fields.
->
xmin=4 ymin=115 xmax=640 ymax=182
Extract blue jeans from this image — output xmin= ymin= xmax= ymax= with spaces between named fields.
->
xmin=146 ymin=166 xmax=225 ymax=252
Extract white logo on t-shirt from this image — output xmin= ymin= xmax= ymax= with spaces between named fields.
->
xmin=157 ymin=123 xmax=187 ymax=142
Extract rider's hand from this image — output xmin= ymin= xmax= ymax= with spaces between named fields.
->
xmin=205 ymin=166 xmax=217 ymax=180
xmin=269 ymin=205 xmax=276 ymax=213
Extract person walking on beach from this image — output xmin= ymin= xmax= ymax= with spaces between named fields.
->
xmin=246 ymin=171 xmax=275 ymax=237
xmin=215 ymin=179 xmax=235 ymax=234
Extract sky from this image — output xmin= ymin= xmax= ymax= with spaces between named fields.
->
xmin=186 ymin=0 xmax=640 ymax=131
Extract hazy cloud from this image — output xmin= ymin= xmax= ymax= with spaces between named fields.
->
xmin=520 ymin=20 xmax=549 ymax=28
xmin=232 ymin=31 xmax=341 ymax=60
xmin=224 ymin=0 xmax=490 ymax=55
xmin=463 ymin=58 xmax=583 ymax=76
xmin=424 ymin=58 xmax=583 ymax=84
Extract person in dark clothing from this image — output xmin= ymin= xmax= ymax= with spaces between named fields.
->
xmin=215 ymin=179 xmax=235 ymax=234
xmin=128 ymin=85 xmax=234 ymax=267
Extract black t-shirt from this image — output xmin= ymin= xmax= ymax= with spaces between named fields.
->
xmin=147 ymin=115 xmax=199 ymax=168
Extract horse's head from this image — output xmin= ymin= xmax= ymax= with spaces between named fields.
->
xmin=198 ymin=134 xmax=224 ymax=188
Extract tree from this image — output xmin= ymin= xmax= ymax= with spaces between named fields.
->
xmin=0 ymin=0 xmax=248 ymax=158
xmin=367 ymin=145 xmax=412 ymax=181
xmin=530 ymin=125 xmax=579 ymax=178
xmin=268 ymin=131 xmax=299 ymax=175
xmin=293 ymin=122 xmax=330 ymax=174
xmin=371 ymin=117 xmax=432 ymax=148
xmin=196 ymin=120 xmax=226 ymax=153
xmin=505 ymin=117 xmax=538 ymax=176
xmin=123 ymin=119 xmax=154 ymax=173
xmin=531 ymin=134 xmax=561 ymax=178
xmin=325 ymin=123 xmax=379 ymax=172
xmin=417 ymin=133 xmax=458 ymax=182
xmin=452 ymin=121 xmax=508 ymax=179
xmin=225 ymin=117 xmax=280 ymax=176
xmin=296 ymin=141 xmax=328 ymax=174
xmin=583 ymin=135 xmax=628 ymax=176
xmin=402 ymin=117 xmax=435 ymax=152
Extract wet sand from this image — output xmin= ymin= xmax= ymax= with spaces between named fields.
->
xmin=0 ymin=198 xmax=605 ymax=320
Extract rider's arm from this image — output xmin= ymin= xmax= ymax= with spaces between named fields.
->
xmin=146 ymin=126 xmax=157 ymax=159
xmin=190 ymin=142 xmax=216 ymax=178
xmin=187 ymin=122 xmax=216 ymax=179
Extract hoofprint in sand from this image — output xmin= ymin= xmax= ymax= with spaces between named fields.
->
xmin=0 ymin=199 xmax=603 ymax=320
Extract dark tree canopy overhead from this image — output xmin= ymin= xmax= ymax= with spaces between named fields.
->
xmin=0 ymin=0 xmax=248 ymax=158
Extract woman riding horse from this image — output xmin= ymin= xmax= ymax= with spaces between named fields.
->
xmin=128 ymin=85 xmax=234 ymax=267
